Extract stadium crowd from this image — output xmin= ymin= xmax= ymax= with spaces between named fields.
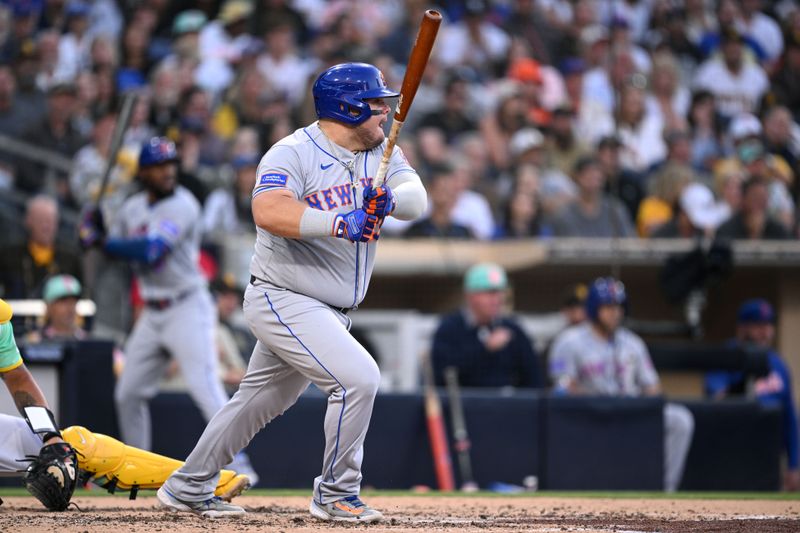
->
xmin=0 ymin=0 xmax=799 ymax=250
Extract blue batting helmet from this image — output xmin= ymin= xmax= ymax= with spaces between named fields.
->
xmin=585 ymin=277 xmax=627 ymax=321
xmin=139 ymin=137 xmax=179 ymax=168
xmin=312 ymin=63 xmax=399 ymax=126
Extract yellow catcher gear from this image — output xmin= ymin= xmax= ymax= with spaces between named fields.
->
xmin=62 ymin=426 xmax=250 ymax=501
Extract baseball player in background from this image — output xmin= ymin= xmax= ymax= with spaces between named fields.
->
xmin=79 ymin=137 xmax=256 ymax=481
xmin=158 ymin=62 xmax=427 ymax=520
xmin=549 ymin=277 xmax=695 ymax=492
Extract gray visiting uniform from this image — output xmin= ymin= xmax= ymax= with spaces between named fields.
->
xmin=549 ymin=322 xmax=695 ymax=491
xmin=113 ymin=186 xmax=229 ymax=450
xmin=165 ymin=122 xmax=422 ymax=503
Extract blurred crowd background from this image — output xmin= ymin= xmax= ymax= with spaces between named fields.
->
xmin=1 ymin=0 xmax=800 ymax=320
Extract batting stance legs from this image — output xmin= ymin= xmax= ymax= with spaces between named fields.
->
xmin=164 ymin=283 xmax=380 ymax=504
xmin=115 ymin=289 xmax=230 ymax=450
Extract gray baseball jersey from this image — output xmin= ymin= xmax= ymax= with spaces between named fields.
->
xmin=249 ymin=122 xmax=416 ymax=309
xmin=109 ymin=186 xmax=205 ymax=301
xmin=110 ymin=186 xmax=236 ymax=459
xmin=164 ymin=122 xmax=424 ymax=505
xmin=549 ymin=322 xmax=659 ymax=396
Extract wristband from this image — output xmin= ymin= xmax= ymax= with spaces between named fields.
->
xmin=299 ymin=208 xmax=340 ymax=238
xmin=23 ymin=406 xmax=61 ymax=440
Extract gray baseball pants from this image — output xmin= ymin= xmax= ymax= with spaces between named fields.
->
xmin=664 ymin=402 xmax=695 ymax=492
xmin=163 ymin=281 xmax=380 ymax=504
xmin=115 ymin=288 xmax=229 ymax=450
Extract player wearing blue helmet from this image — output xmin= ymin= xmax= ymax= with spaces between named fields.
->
xmin=159 ymin=62 xmax=427 ymax=521
xmin=549 ymin=277 xmax=695 ymax=492
xmin=79 ymin=136 xmax=257 ymax=492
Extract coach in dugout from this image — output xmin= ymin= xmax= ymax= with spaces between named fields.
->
xmin=549 ymin=277 xmax=694 ymax=492
xmin=705 ymin=299 xmax=799 ymax=491
xmin=431 ymin=262 xmax=541 ymax=389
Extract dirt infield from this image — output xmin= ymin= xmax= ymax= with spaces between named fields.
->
xmin=2 ymin=494 xmax=799 ymax=533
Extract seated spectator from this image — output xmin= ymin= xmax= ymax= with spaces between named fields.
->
xmin=404 ymin=163 xmax=474 ymax=239
xmin=431 ymin=263 xmax=541 ymax=388
xmin=0 ymin=195 xmax=82 ymax=299
xmin=543 ymin=104 xmax=590 ymax=178
xmin=615 ymin=81 xmax=667 ymax=174
xmin=597 ymin=134 xmax=644 ymax=223
xmin=415 ymin=71 xmax=478 ymax=144
xmin=493 ymin=183 xmax=552 ymax=239
xmin=549 ymin=277 xmax=694 ymax=492
xmin=715 ymin=178 xmax=791 ymax=240
xmin=202 ymin=153 xmax=259 ymax=237
xmin=25 ymin=274 xmax=88 ymax=343
xmin=637 ymin=164 xmax=693 ymax=237
xmin=652 ymin=183 xmax=729 ymax=239
xmin=693 ymin=27 xmax=769 ymax=119
xmin=687 ymin=90 xmax=724 ymax=174
xmin=510 ymin=128 xmax=575 ymax=217
xmin=550 ymin=156 xmax=635 ymax=237
xmin=705 ymin=299 xmax=798 ymax=491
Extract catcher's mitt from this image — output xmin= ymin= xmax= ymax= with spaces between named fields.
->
xmin=23 ymin=442 xmax=78 ymax=511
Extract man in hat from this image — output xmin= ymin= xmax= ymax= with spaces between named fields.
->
xmin=431 ymin=262 xmax=541 ymax=388
xmin=705 ymin=299 xmax=799 ymax=491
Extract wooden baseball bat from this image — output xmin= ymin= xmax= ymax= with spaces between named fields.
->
xmin=95 ymin=92 xmax=138 ymax=206
xmin=374 ymin=9 xmax=442 ymax=187
xmin=421 ymin=350 xmax=455 ymax=491
xmin=444 ymin=366 xmax=478 ymax=492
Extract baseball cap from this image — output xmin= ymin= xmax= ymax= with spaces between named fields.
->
xmin=218 ymin=0 xmax=253 ymax=25
xmin=729 ymin=113 xmax=762 ymax=142
xmin=508 ymin=58 xmax=542 ymax=84
xmin=464 ymin=263 xmax=508 ymax=293
xmin=562 ymin=283 xmax=588 ymax=308
xmin=737 ymin=139 xmax=766 ymax=164
xmin=580 ymin=25 xmax=609 ymax=47
xmin=65 ymin=1 xmax=90 ymax=18
xmin=173 ymin=10 xmax=207 ymax=35
xmin=509 ymin=128 xmax=545 ymax=157
xmin=43 ymin=274 xmax=82 ymax=303
xmin=737 ymin=298 xmax=775 ymax=324
xmin=0 ymin=298 xmax=12 ymax=324
xmin=679 ymin=182 xmax=729 ymax=231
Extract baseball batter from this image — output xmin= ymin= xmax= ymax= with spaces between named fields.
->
xmin=159 ymin=63 xmax=427 ymax=521
xmin=79 ymin=138 xmax=254 ymax=480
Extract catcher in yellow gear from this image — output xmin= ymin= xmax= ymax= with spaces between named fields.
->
xmin=61 ymin=426 xmax=251 ymax=500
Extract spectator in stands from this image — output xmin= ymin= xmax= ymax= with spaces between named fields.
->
xmin=211 ymin=273 xmax=252 ymax=376
xmin=705 ymin=299 xmax=799 ymax=491
xmin=0 ymin=64 xmax=40 ymax=137
xmin=543 ymin=104 xmax=589 ymax=178
xmin=69 ymin=110 xmax=138 ymax=215
xmin=255 ymin=20 xmax=316 ymax=109
xmin=197 ymin=0 xmax=256 ymax=96
xmin=715 ymin=178 xmax=791 ymax=240
xmin=770 ymin=31 xmax=800 ymax=123
xmin=493 ymin=181 xmax=552 ymax=239
xmin=16 ymin=81 xmax=86 ymax=199
xmin=202 ymin=153 xmax=259 ymax=236
xmin=550 ymin=156 xmax=635 ymax=238
xmin=761 ymin=105 xmax=800 ymax=200
xmin=597 ymin=134 xmax=644 ymax=223
xmin=480 ymin=89 xmax=529 ymax=172
xmin=404 ymin=163 xmax=474 ymax=239
xmin=25 ymin=274 xmax=87 ymax=343
xmin=431 ymin=262 xmax=541 ymax=388
xmin=510 ymin=127 xmax=575 ymax=217
xmin=738 ymin=0 xmax=784 ymax=67
xmin=435 ymin=0 xmax=510 ymax=80
xmin=549 ymin=277 xmax=694 ymax=492
xmin=415 ymin=71 xmax=478 ymax=144
xmin=652 ymin=182 xmax=729 ymax=239
xmin=693 ymin=27 xmax=769 ymax=119
xmin=637 ymin=163 xmax=694 ymax=237
xmin=687 ymin=90 xmax=724 ymax=174
xmin=0 ymin=195 xmax=82 ymax=299
xmin=615 ymin=81 xmax=667 ymax=175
